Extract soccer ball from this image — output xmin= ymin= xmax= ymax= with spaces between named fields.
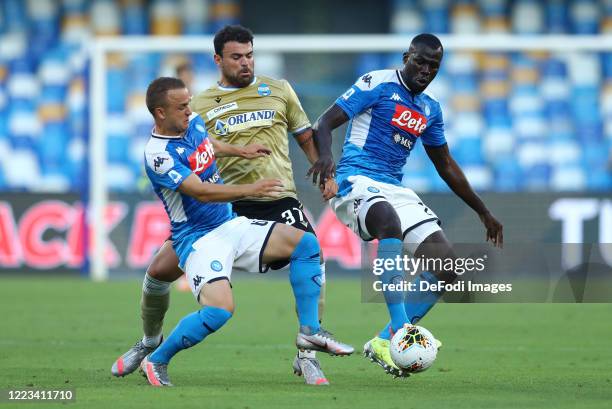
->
xmin=389 ymin=324 xmax=438 ymax=373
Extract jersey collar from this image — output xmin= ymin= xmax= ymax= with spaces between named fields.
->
xmin=151 ymin=127 xmax=184 ymax=139
xmin=396 ymin=70 xmax=417 ymax=95
xmin=217 ymin=76 xmax=258 ymax=91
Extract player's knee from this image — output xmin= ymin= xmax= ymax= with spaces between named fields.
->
xmin=147 ymin=257 xmax=182 ymax=282
xmin=365 ymin=202 xmax=402 ymax=240
xmin=203 ymin=297 xmax=235 ymax=314
xmin=199 ymin=279 xmax=235 ymax=313
xmin=290 ymin=232 xmax=320 ymax=262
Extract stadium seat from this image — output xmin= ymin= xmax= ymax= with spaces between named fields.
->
xmin=121 ymin=0 xmax=148 ymax=35
xmin=570 ymin=0 xmax=600 ymax=34
xmin=512 ymin=0 xmax=544 ymax=34
xmin=3 ymin=148 xmax=41 ymax=190
xmin=391 ymin=0 xmax=424 ymax=34
xmin=546 ymin=0 xmax=569 ymax=33
xmin=0 ymin=0 xmax=609 ymax=194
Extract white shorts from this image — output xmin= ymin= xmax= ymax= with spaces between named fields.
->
xmin=183 ymin=216 xmax=276 ymax=299
xmin=330 ymin=175 xmax=442 ymax=254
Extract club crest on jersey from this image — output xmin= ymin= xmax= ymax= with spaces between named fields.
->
xmin=390 ymin=105 xmax=427 ymax=136
xmin=214 ymin=110 xmax=276 ymax=136
xmin=257 ymin=83 xmax=271 ymax=96
xmin=215 ymin=119 xmax=229 ymax=135
xmin=188 ymin=138 xmax=215 ymax=174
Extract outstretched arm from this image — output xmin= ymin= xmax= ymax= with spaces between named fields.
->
xmin=209 ymin=136 xmax=271 ymax=159
xmin=308 ymin=104 xmax=349 ymax=187
xmin=425 ymin=143 xmax=503 ymax=247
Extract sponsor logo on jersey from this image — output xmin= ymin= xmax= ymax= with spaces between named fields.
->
xmin=390 ymin=105 xmax=428 ymax=136
xmin=353 ymin=198 xmax=362 ymax=215
xmin=188 ymin=138 xmax=215 ymax=174
xmin=206 ymin=102 xmax=238 ymax=121
xmin=205 ymin=171 xmax=221 ymax=184
xmin=213 ymin=110 xmax=276 ymax=136
xmin=393 ymin=132 xmax=414 ymax=150
xmin=390 ymin=93 xmax=403 ymax=102
xmin=257 ymin=83 xmax=271 ymax=96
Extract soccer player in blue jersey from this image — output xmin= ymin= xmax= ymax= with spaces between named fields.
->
xmin=133 ymin=77 xmax=352 ymax=386
xmin=309 ymin=33 xmax=503 ymax=377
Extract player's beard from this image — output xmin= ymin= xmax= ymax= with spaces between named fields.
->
xmin=224 ymin=67 xmax=254 ymax=88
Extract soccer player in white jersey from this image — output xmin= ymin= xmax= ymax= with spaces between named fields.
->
xmin=127 ymin=77 xmax=352 ymax=386
xmin=309 ymin=34 xmax=504 ymax=377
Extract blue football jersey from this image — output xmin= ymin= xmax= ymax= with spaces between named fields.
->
xmin=144 ymin=114 xmax=234 ymax=265
xmin=334 ymin=69 xmax=447 ymax=196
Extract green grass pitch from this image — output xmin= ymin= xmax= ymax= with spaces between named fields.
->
xmin=1 ymin=276 xmax=611 ymax=409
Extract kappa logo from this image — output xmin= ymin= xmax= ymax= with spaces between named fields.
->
xmin=390 ymin=93 xmax=403 ymax=102
xmin=193 ymin=275 xmax=204 ymax=287
xmin=390 ymin=105 xmax=428 ymax=136
xmin=361 ymin=74 xmax=372 ymax=88
xmin=148 ymin=151 xmax=173 ymax=174
xmin=153 ymin=156 xmax=167 ymax=170
xmin=175 ymin=147 xmax=185 ymax=155
xmin=353 ymin=198 xmax=363 ymax=215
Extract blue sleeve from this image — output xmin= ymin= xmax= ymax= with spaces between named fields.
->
xmin=145 ymin=148 xmax=192 ymax=191
xmin=421 ymin=101 xmax=446 ymax=147
xmin=335 ymin=74 xmax=383 ymax=119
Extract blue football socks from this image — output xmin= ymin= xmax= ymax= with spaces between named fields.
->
xmin=289 ymin=232 xmax=322 ymax=333
xmin=378 ymin=271 xmax=441 ymax=340
xmin=150 ymin=305 xmax=232 ymax=364
xmin=378 ymin=238 xmax=409 ymax=334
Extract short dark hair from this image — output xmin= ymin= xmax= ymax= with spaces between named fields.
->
xmin=214 ymin=24 xmax=254 ymax=56
xmin=146 ymin=77 xmax=185 ymax=115
xmin=410 ymin=33 xmax=443 ymax=52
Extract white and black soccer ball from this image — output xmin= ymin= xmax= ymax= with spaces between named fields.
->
xmin=389 ymin=324 xmax=438 ymax=373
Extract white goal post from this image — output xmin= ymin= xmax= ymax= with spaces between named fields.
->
xmin=88 ymin=34 xmax=612 ymax=281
